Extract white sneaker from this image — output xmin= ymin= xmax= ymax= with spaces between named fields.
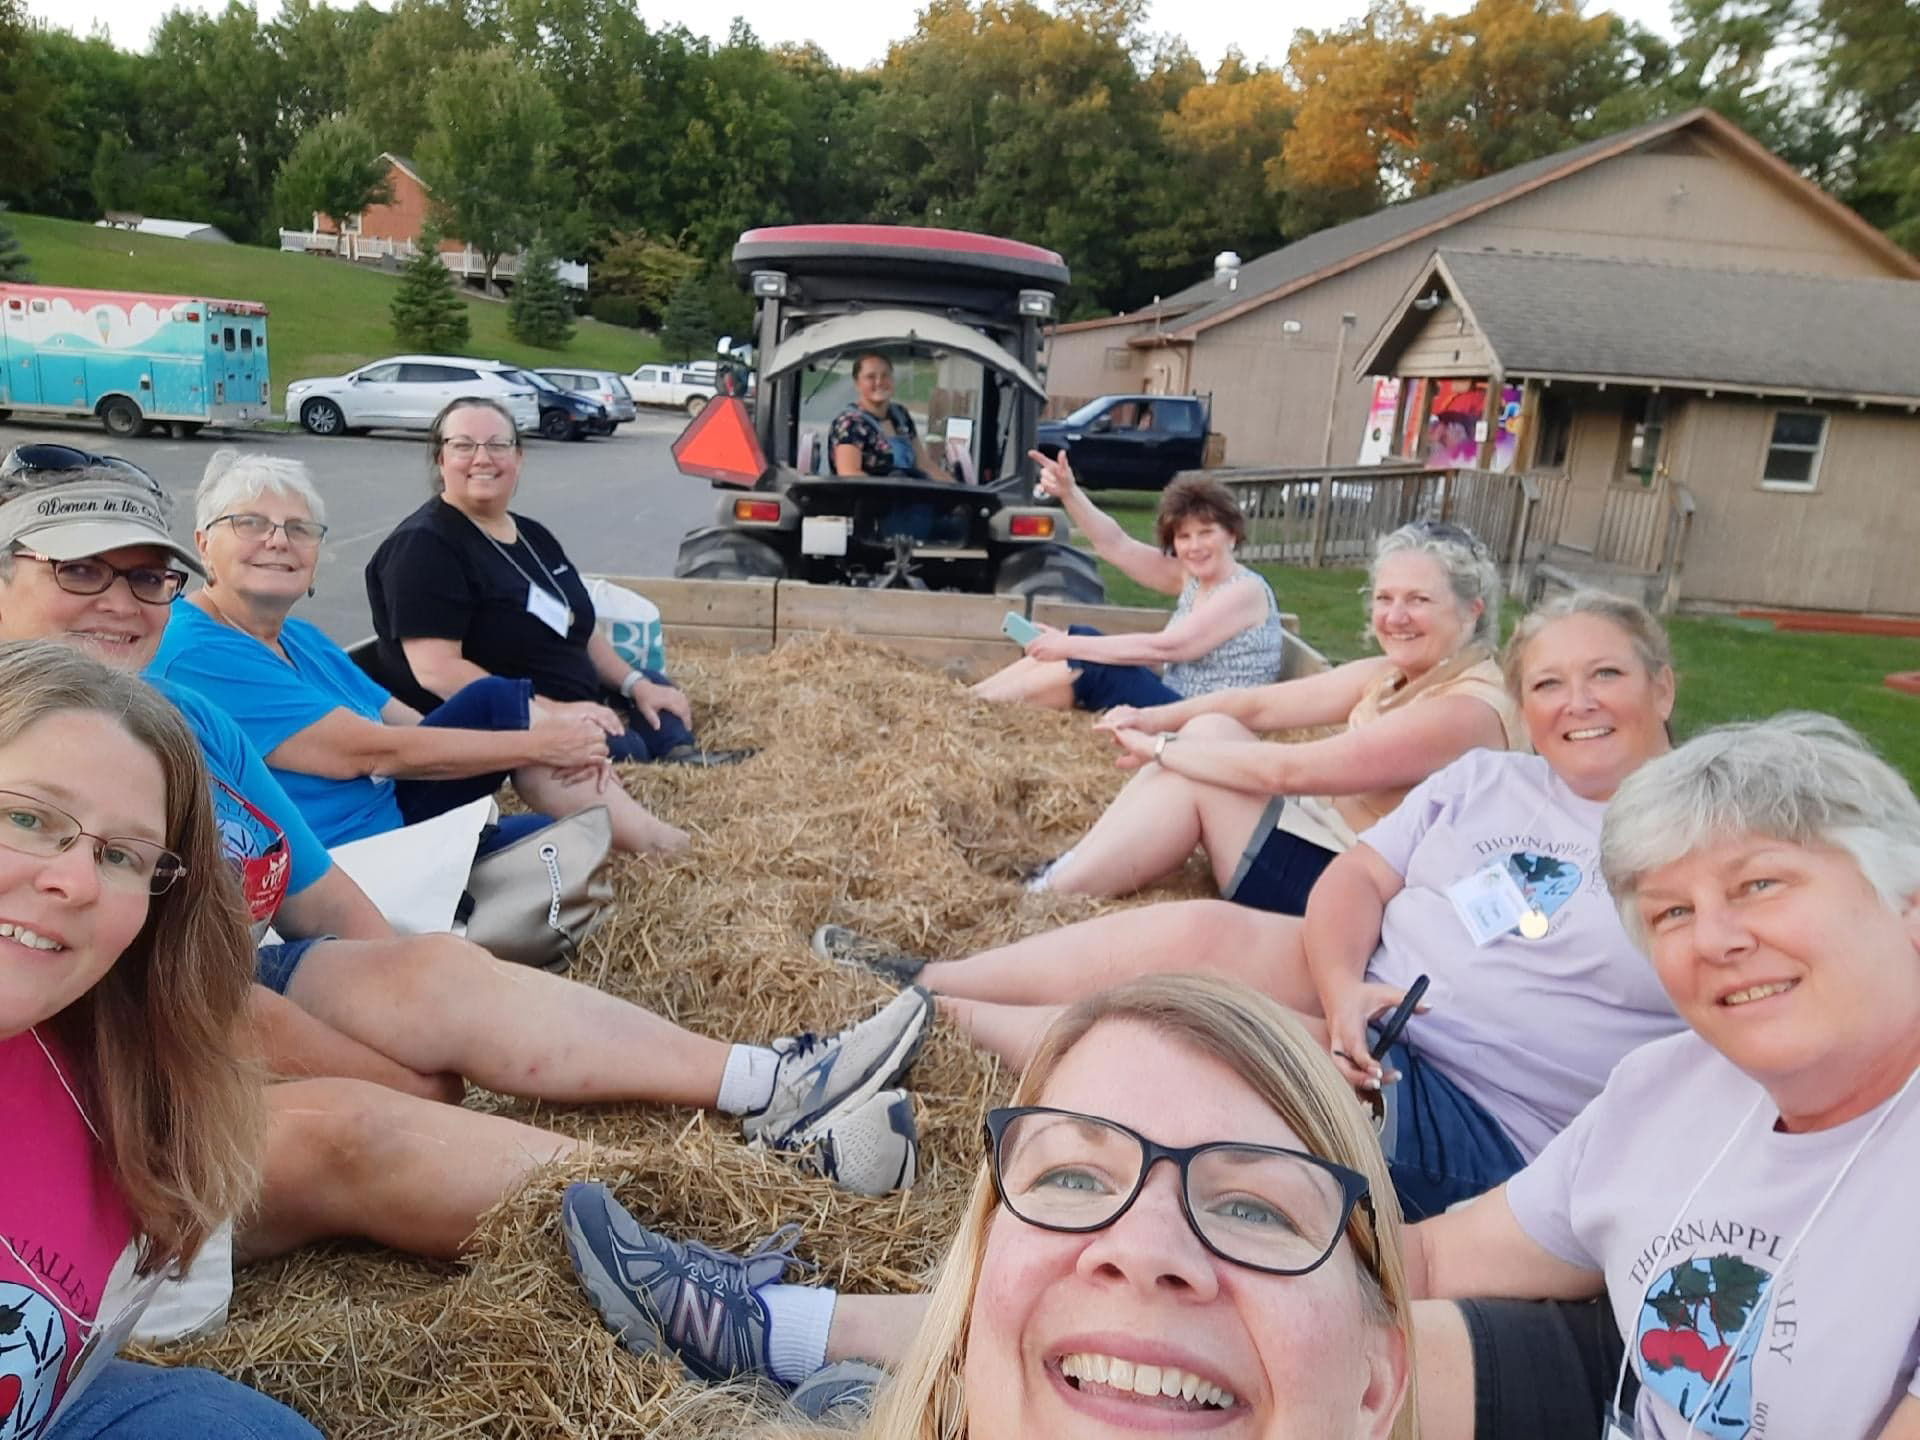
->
xmin=744 ymin=987 xmax=933 ymax=1145
xmin=783 ymin=1089 xmax=918 ymax=1196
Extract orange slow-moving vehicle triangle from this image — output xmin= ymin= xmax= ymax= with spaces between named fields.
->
xmin=671 ymin=396 xmax=770 ymax=488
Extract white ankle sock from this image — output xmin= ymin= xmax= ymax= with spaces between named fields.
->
xmin=717 ymin=1044 xmax=779 ymax=1115
xmin=1026 ymin=847 xmax=1076 ymax=893
xmin=762 ymin=1283 xmax=838 ymax=1384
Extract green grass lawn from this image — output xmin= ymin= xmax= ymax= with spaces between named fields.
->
xmin=1080 ymin=490 xmax=1920 ymax=785
xmin=6 ymin=213 xmax=661 ymax=397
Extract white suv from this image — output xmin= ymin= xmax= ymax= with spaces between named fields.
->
xmin=286 ymin=356 xmax=540 ymax=437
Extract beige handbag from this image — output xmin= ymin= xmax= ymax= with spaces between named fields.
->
xmin=461 ymin=806 xmax=616 ymax=971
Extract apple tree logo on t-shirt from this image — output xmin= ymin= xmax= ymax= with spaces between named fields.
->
xmin=1635 ymin=1253 xmax=1772 ymax=1438
xmin=0 ymin=1282 xmax=65 ymax=1439
xmin=1504 ymin=852 xmax=1582 ymax=934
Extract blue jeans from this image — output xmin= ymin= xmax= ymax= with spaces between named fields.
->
xmin=48 ymin=1359 xmax=320 ymax=1439
xmin=394 ymin=676 xmax=552 ymax=853
xmin=608 ymin=669 xmax=695 ymax=762
xmin=1375 ymin=1037 xmax=1526 ymax=1221
xmin=254 ymin=935 xmax=328 ymax=995
xmin=1063 ymin=626 xmax=1186 ymax=712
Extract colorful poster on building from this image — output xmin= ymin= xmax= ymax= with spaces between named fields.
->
xmin=1423 ymin=381 xmax=1523 ymax=471
xmin=1357 ymin=378 xmax=1401 ymax=464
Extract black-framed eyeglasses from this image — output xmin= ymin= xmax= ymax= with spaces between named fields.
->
xmin=207 ymin=513 xmax=329 ymax=547
xmin=985 ymin=1106 xmax=1374 ymax=1277
xmin=0 ymin=444 xmax=161 ymax=496
xmin=0 ymin=788 xmax=187 ymax=896
xmin=11 ymin=552 xmax=188 ymax=605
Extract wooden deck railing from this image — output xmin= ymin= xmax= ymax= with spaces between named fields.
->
xmin=1208 ymin=463 xmax=1564 ymax=576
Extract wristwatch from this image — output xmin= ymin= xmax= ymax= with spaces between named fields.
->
xmin=1153 ymin=731 xmax=1176 ymax=762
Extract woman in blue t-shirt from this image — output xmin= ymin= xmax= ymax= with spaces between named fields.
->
xmin=149 ymin=451 xmax=687 ymax=857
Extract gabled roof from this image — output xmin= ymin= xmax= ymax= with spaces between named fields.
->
xmin=382 ymin=153 xmax=428 ymax=190
xmin=1360 ymin=249 xmax=1920 ymax=407
xmin=1056 ymin=108 xmax=1920 ymax=341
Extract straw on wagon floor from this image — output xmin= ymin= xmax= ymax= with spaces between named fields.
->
xmin=151 ymin=632 xmax=1228 ymax=1439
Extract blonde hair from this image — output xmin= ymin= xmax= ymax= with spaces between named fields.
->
xmin=1501 ymin=589 xmax=1672 ymax=698
xmin=767 ymin=975 xmax=1415 ymax=1439
xmin=0 ymin=641 xmax=262 ymax=1274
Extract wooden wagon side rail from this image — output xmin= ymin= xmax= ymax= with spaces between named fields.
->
xmin=597 ymin=576 xmax=1326 ymax=682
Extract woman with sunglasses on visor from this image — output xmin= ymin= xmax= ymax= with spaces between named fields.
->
xmin=564 ymin=974 xmax=1414 ymax=1440
xmin=150 ymin=448 xmax=688 ymax=856
xmin=0 ymin=641 xmax=319 ymax=1439
xmin=1011 ymin=520 xmax=1521 ymax=912
xmin=1406 ymin=714 xmax=1920 ymax=1440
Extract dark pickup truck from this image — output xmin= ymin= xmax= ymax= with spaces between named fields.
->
xmin=1034 ymin=393 xmax=1211 ymax=491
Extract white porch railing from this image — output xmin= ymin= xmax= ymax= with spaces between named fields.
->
xmin=277 ymin=230 xmax=588 ymax=291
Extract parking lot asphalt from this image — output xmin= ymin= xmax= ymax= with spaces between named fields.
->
xmin=2 ymin=410 xmax=717 ymax=643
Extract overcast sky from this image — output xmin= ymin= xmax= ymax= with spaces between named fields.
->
xmin=30 ymin=0 xmax=1678 ymax=67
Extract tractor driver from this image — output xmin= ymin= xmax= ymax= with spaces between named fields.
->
xmin=829 ymin=352 xmax=957 ymax=483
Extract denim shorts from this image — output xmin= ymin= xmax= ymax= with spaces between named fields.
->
xmin=254 ymin=935 xmax=329 ymax=995
xmin=1064 ymin=626 xmax=1186 ymax=712
xmin=1457 ymin=1296 xmax=1632 ymax=1440
xmin=394 ymin=676 xmax=552 ymax=835
xmin=1374 ymin=1037 xmax=1526 ymax=1221
xmin=1221 ymin=797 xmax=1339 ymax=916
xmin=47 ymin=1358 xmax=321 ymax=1440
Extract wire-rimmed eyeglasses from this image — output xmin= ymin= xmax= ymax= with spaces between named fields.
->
xmin=985 ymin=1106 xmax=1374 ymax=1277
xmin=0 ymin=788 xmax=187 ymax=895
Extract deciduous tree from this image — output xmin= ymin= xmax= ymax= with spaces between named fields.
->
xmin=273 ymin=116 xmax=392 ymax=235
xmin=415 ymin=47 xmax=565 ymax=293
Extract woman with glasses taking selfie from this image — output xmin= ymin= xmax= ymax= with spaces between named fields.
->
xmin=148 ymin=448 xmax=687 ymax=856
xmin=0 ymin=641 xmax=319 ymax=1439
xmin=364 ymin=398 xmax=747 ymax=776
xmin=564 ymin=974 xmax=1414 ymax=1439
xmin=1013 ymin=521 xmax=1521 ymax=911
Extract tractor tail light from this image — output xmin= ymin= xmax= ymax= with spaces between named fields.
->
xmin=1010 ymin=514 xmax=1055 ymax=538
xmin=733 ymin=499 xmax=782 ymax=523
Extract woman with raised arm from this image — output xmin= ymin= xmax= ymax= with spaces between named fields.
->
xmin=149 ymin=447 xmax=688 ymax=856
xmin=1406 ymin=713 xmax=1920 ymax=1440
xmin=971 ymin=454 xmax=1284 ymax=711
xmin=0 ymin=641 xmax=319 ymax=1439
xmin=564 ymin=974 xmax=1415 ymax=1440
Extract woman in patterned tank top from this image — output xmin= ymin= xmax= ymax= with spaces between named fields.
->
xmin=972 ymin=457 xmax=1284 ymax=711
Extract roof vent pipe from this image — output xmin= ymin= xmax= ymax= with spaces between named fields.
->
xmin=1213 ymin=251 xmax=1242 ymax=291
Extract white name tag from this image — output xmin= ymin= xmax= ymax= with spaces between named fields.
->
xmin=526 ymin=584 xmax=570 ymax=636
xmin=1602 ymin=1400 xmax=1638 ymax=1440
xmin=1446 ymin=862 xmax=1530 ymax=946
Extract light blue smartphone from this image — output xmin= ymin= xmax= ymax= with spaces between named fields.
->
xmin=1002 ymin=611 xmax=1042 ymax=646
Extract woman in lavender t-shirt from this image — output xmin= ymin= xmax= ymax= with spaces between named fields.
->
xmin=1405 ymin=714 xmax=1920 ymax=1440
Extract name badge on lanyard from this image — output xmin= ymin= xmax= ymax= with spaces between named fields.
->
xmin=1601 ymin=1400 xmax=1638 ymax=1439
xmin=1445 ymin=861 xmax=1532 ymax=946
xmin=48 ymin=1270 xmax=168 ymax=1423
xmin=525 ymin=583 xmax=571 ymax=637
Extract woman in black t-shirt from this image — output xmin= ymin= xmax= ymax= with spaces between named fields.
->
xmin=828 ymin=352 xmax=956 ymax=481
xmin=366 ymin=399 xmax=750 ymax=772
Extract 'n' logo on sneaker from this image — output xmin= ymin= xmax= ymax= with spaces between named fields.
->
xmin=668 ymin=1282 xmax=731 ymax=1365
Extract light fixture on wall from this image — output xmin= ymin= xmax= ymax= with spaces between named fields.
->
xmin=1282 ymin=319 xmax=1303 ymax=335
xmin=1412 ymin=290 xmax=1444 ymax=312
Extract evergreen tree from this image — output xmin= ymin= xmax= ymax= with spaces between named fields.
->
xmin=507 ymin=232 xmax=574 ymax=347
xmin=390 ymin=223 xmax=470 ymax=353
xmin=658 ymin=272 xmax=716 ymax=362
xmin=0 ymin=206 xmax=32 ymax=282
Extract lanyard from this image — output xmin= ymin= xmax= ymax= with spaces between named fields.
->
xmin=1610 ymin=1065 xmax=1920 ymax=1437
xmin=475 ymin=520 xmax=572 ymax=623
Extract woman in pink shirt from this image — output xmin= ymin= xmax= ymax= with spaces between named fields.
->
xmin=0 ymin=641 xmax=317 ymax=1439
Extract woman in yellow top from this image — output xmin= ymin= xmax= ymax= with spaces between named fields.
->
xmin=1028 ymin=520 xmax=1523 ymax=913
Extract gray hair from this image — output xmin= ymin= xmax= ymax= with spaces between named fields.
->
xmin=1503 ymin=590 xmax=1672 ymax=697
xmin=1369 ymin=522 xmax=1500 ymax=646
xmin=1602 ymin=712 xmax=1920 ymax=942
xmin=194 ymin=450 xmax=327 ymax=531
xmin=0 ymin=463 xmax=175 ymax=582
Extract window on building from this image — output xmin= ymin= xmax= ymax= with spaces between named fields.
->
xmin=1761 ymin=410 xmax=1827 ymax=490
xmin=1623 ymin=393 xmax=1667 ymax=486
